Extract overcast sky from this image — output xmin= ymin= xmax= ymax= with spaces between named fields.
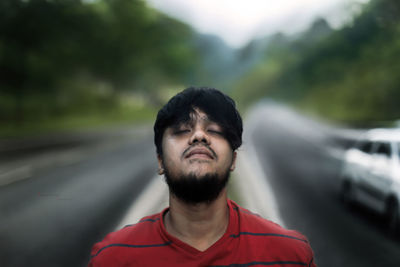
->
xmin=146 ymin=0 xmax=368 ymax=48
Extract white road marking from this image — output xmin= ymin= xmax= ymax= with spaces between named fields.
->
xmin=115 ymin=175 xmax=169 ymax=229
xmin=233 ymin=143 xmax=285 ymax=227
xmin=0 ymin=165 xmax=32 ymax=186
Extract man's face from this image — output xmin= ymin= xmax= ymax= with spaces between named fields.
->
xmin=157 ymin=109 xmax=237 ymax=203
xmin=158 ymin=109 xmax=236 ymax=180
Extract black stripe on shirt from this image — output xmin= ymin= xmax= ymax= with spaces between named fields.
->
xmin=233 ymin=207 xmax=262 ymax=218
xmin=209 ymin=261 xmax=307 ymax=267
xmin=138 ymin=218 xmax=160 ymax=223
xmin=90 ymin=241 xmax=172 ymax=259
xmin=230 ymin=232 xmax=308 ymax=243
xmin=123 ymin=218 xmax=160 ymax=228
xmin=308 ymin=257 xmax=314 ymax=267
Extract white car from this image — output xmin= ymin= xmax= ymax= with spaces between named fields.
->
xmin=340 ymin=128 xmax=400 ymax=234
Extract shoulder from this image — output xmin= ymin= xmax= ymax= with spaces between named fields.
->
xmin=237 ymin=204 xmax=306 ymax=238
xmin=88 ymin=212 xmax=166 ymax=265
xmin=231 ymin=201 xmax=315 ymax=263
xmin=96 ymin=213 xmax=161 ymax=246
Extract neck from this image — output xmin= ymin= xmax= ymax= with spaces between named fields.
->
xmin=164 ymin=189 xmax=229 ymax=251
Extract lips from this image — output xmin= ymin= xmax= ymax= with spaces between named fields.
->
xmin=185 ymin=147 xmax=214 ymax=159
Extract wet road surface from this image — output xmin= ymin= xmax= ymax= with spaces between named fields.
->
xmin=0 ymin=129 xmax=156 ymax=267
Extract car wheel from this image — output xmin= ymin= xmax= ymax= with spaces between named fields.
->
xmin=341 ymin=181 xmax=354 ymax=207
xmin=386 ymin=200 xmax=400 ymax=238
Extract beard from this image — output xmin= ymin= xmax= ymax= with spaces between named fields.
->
xmin=164 ymin=167 xmax=230 ymax=205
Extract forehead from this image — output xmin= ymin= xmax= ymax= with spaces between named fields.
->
xmin=189 ymin=109 xmax=210 ymax=122
xmin=179 ymin=109 xmax=223 ymax=128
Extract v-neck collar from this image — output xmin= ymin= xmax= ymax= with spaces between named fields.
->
xmin=158 ymin=200 xmax=239 ymax=257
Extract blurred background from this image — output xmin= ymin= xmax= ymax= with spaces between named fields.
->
xmin=1 ymin=0 xmax=400 ymax=266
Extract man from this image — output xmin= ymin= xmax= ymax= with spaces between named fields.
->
xmin=89 ymin=87 xmax=317 ymax=267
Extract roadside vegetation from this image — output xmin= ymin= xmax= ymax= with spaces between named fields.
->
xmin=1 ymin=0 xmax=399 ymax=137
xmin=0 ymin=0 xmax=199 ymax=136
xmin=232 ymin=0 xmax=400 ymax=126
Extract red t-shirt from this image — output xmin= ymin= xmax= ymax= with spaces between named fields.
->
xmin=89 ymin=200 xmax=316 ymax=267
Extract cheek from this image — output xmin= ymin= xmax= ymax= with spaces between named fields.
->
xmin=163 ymin=138 xmax=182 ymax=157
xmin=161 ymin=138 xmax=184 ymax=168
xmin=216 ymin=143 xmax=234 ymax=166
xmin=224 ymin=152 xmax=234 ymax=167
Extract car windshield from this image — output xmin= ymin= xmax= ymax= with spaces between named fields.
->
xmin=356 ymin=140 xmax=372 ymax=153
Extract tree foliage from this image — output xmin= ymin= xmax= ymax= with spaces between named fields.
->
xmin=0 ymin=0 xmax=197 ymax=124
xmin=233 ymin=0 xmax=400 ymax=125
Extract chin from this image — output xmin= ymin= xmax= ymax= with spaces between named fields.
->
xmin=186 ymin=170 xmax=217 ymax=179
xmin=164 ymin=168 xmax=230 ymax=204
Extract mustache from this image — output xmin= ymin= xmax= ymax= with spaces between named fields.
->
xmin=182 ymin=144 xmax=217 ymax=159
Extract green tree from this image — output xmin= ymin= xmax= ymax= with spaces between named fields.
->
xmin=0 ymin=0 xmax=198 ymax=128
xmin=233 ymin=0 xmax=400 ymax=124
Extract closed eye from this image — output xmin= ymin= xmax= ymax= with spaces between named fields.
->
xmin=207 ymin=129 xmax=223 ymax=135
xmin=173 ymin=129 xmax=190 ymax=135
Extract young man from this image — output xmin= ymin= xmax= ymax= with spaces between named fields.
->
xmin=89 ymin=87 xmax=317 ymax=267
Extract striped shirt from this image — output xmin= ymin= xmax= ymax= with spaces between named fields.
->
xmin=89 ymin=200 xmax=316 ymax=267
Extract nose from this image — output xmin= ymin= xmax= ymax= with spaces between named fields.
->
xmin=189 ymin=127 xmax=210 ymax=145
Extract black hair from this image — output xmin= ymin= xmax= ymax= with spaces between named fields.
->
xmin=154 ymin=87 xmax=243 ymax=155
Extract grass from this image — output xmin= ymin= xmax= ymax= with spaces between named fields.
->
xmin=0 ymin=105 xmax=157 ymax=138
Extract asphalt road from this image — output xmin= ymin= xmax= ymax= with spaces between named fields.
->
xmin=249 ymin=103 xmax=400 ymax=267
xmin=0 ymin=128 xmax=157 ymax=267
xmin=2 ymin=103 xmax=400 ymax=267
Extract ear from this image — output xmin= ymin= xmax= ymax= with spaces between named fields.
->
xmin=157 ymin=154 xmax=165 ymax=175
xmin=230 ymin=151 xmax=237 ymax=172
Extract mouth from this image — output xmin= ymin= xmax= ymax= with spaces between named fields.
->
xmin=185 ymin=148 xmax=215 ymax=160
